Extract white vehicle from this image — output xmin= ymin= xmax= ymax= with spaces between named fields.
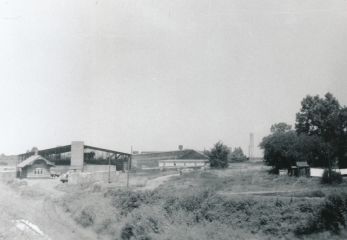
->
xmin=60 ymin=173 xmax=68 ymax=183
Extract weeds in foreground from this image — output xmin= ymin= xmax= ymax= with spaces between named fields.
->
xmin=54 ymin=182 xmax=347 ymax=239
xmin=52 ymin=168 xmax=347 ymax=239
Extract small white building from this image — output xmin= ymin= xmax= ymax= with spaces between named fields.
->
xmin=132 ymin=149 xmax=208 ymax=169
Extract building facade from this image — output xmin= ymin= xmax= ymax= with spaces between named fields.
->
xmin=17 ymin=155 xmax=55 ymax=178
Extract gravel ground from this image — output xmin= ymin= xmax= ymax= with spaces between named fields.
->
xmin=0 ymin=182 xmax=104 ymax=240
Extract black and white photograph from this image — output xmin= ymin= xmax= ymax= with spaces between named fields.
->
xmin=1 ymin=1 xmax=347 ymax=239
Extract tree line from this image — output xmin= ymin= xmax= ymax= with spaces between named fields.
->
xmin=259 ymin=93 xmax=347 ymax=176
xmin=205 ymin=141 xmax=248 ymax=168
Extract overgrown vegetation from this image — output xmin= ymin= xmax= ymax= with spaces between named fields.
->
xmin=3 ymin=178 xmax=47 ymax=198
xmin=206 ymin=141 xmax=230 ymax=168
xmin=260 ymin=93 xmax=347 ymax=178
xmin=229 ymin=147 xmax=248 ymax=162
xmin=54 ymin=167 xmax=347 ymax=239
xmin=321 ymin=169 xmax=343 ymax=184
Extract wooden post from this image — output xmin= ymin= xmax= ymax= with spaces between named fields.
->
xmin=127 ymin=146 xmax=132 ymax=189
xmin=108 ymin=154 xmax=111 ymax=183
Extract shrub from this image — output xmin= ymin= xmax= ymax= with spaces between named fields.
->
xmin=121 ymin=223 xmax=133 ymax=240
xmin=295 ymin=192 xmax=347 ymax=235
xmin=207 ymin=141 xmax=230 ymax=168
xmin=75 ymin=205 xmax=96 ymax=227
xmin=321 ymin=169 xmax=343 ymax=184
xmin=92 ymin=184 xmax=102 ymax=192
xmin=110 ymin=190 xmax=161 ymax=215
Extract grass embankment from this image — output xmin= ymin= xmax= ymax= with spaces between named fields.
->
xmin=4 ymin=178 xmax=48 ymax=198
xmin=53 ymin=168 xmax=347 ymax=240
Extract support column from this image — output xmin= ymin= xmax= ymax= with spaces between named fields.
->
xmin=69 ymin=141 xmax=84 ymax=173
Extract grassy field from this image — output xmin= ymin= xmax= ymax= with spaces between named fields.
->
xmin=44 ymin=161 xmax=347 ymax=239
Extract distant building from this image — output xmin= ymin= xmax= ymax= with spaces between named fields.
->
xmin=131 ymin=150 xmax=208 ymax=169
xmin=17 ymin=155 xmax=55 ymax=178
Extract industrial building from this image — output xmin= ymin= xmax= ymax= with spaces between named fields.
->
xmin=16 ymin=141 xmax=131 ymax=178
xmin=131 ymin=149 xmax=208 ymax=169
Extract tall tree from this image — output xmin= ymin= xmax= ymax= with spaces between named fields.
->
xmin=270 ymin=123 xmax=292 ymax=133
xmin=259 ymin=130 xmax=324 ymax=173
xmin=31 ymin=147 xmax=38 ymax=152
xmin=207 ymin=141 xmax=230 ymax=168
xmin=295 ymin=93 xmax=347 ymax=168
xmin=229 ymin=147 xmax=248 ymax=162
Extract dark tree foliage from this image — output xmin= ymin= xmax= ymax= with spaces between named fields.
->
xmin=229 ymin=147 xmax=248 ymax=162
xmin=259 ymin=130 xmax=324 ymax=173
xmin=207 ymin=141 xmax=230 ymax=168
xmin=30 ymin=147 xmax=38 ymax=152
xmin=270 ymin=123 xmax=292 ymax=133
xmin=321 ymin=169 xmax=342 ymax=184
xmin=295 ymin=93 xmax=347 ymax=168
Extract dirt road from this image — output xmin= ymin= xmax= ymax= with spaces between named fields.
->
xmin=139 ymin=173 xmax=180 ymax=190
xmin=0 ymin=183 xmax=104 ymax=240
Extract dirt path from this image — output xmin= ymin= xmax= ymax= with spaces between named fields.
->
xmin=218 ymin=189 xmax=306 ymax=196
xmin=139 ymin=173 xmax=179 ymax=190
xmin=23 ymin=178 xmax=66 ymax=197
xmin=0 ymin=183 xmax=104 ymax=240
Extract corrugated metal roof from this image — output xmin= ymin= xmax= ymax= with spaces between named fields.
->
xmin=17 ymin=155 xmax=55 ymax=168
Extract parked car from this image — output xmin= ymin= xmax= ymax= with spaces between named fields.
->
xmin=60 ymin=173 xmax=68 ymax=183
xmin=50 ymin=169 xmax=61 ymax=177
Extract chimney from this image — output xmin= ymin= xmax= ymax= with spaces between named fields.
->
xmin=179 ymin=145 xmax=183 ymax=150
xmin=35 ymin=149 xmax=38 ymax=156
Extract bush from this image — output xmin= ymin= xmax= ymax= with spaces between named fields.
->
xmin=75 ymin=205 xmax=96 ymax=227
xmin=295 ymin=192 xmax=347 ymax=235
xmin=110 ymin=190 xmax=161 ymax=215
xmin=207 ymin=141 xmax=229 ymax=168
xmin=321 ymin=169 xmax=343 ymax=184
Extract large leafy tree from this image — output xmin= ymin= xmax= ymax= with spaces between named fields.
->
xmin=270 ymin=122 xmax=292 ymax=133
xmin=207 ymin=141 xmax=230 ymax=168
xmin=229 ymin=147 xmax=248 ymax=162
xmin=295 ymin=93 xmax=347 ymax=168
xmin=259 ymin=130 xmax=324 ymax=173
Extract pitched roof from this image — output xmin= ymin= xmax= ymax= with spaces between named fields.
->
xmin=177 ymin=150 xmax=208 ymax=159
xmin=132 ymin=150 xmax=192 ymax=161
xmin=132 ymin=150 xmax=207 ymax=161
xmin=17 ymin=155 xmax=55 ymax=168
xmin=296 ymin=162 xmax=309 ymax=167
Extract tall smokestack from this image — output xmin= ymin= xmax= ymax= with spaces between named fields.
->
xmin=249 ymin=133 xmax=254 ymax=160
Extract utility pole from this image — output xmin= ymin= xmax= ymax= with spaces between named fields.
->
xmin=108 ymin=154 xmax=111 ymax=183
xmin=127 ymin=146 xmax=132 ymax=189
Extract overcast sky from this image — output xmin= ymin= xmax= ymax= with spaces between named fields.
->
xmin=1 ymin=0 xmax=347 ymax=156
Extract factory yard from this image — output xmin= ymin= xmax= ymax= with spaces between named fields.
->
xmin=2 ymin=162 xmax=347 ymax=239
